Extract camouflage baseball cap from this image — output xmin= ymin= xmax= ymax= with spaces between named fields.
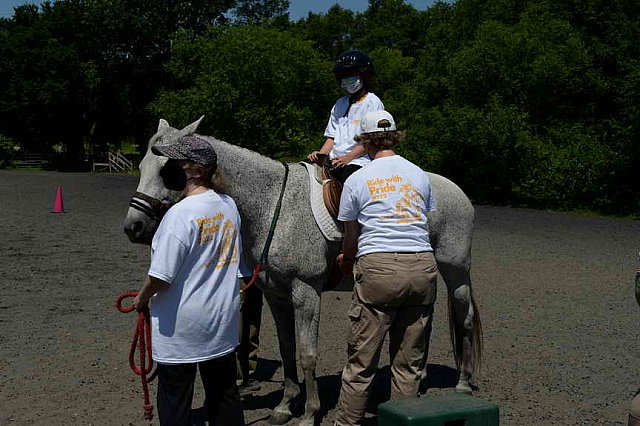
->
xmin=152 ymin=135 xmax=217 ymax=169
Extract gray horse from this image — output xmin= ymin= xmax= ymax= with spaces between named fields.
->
xmin=123 ymin=118 xmax=482 ymax=426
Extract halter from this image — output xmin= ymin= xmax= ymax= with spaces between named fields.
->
xmin=129 ymin=191 xmax=172 ymax=221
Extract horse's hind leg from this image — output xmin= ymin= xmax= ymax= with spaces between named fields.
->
xmin=263 ymin=287 xmax=301 ymax=425
xmin=291 ymin=278 xmax=321 ymax=426
xmin=438 ymin=263 xmax=483 ymax=394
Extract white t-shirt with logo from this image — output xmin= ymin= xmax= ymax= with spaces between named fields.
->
xmin=338 ymin=155 xmax=436 ymax=257
xmin=324 ymin=92 xmax=384 ymax=167
xmin=148 ymin=190 xmax=242 ymax=364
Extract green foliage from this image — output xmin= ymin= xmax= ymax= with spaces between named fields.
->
xmin=150 ymin=26 xmax=336 ymax=159
xmin=401 ymin=99 xmax=531 ymax=203
xmin=358 ymin=0 xmax=426 ymax=56
xmin=0 ymin=0 xmax=238 ymax=164
xmin=514 ymin=123 xmax=617 ymax=210
xmin=233 ymin=0 xmax=290 ymax=25
xmin=0 ymin=0 xmax=638 ymax=213
xmin=290 ymin=5 xmax=357 ymax=59
xmin=0 ymin=134 xmax=16 ymax=168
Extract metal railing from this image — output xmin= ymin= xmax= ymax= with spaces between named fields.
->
xmin=93 ymin=152 xmax=134 ymax=173
xmin=13 ymin=153 xmax=47 ymax=169
xmin=109 ymin=152 xmax=133 ymax=172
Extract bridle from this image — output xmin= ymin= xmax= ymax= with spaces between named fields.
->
xmin=129 ymin=191 xmax=173 ymax=221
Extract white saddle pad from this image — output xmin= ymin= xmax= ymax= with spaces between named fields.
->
xmin=300 ymin=162 xmax=343 ymax=242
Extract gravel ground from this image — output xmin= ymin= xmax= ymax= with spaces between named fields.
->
xmin=0 ymin=170 xmax=639 ymax=425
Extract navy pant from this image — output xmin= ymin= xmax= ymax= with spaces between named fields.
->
xmin=156 ymin=352 xmax=245 ymax=426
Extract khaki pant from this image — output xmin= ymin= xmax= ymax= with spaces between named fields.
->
xmin=335 ymin=252 xmax=438 ymax=426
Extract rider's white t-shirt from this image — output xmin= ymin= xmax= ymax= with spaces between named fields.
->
xmin=324 ymin=93 xmax=384 ymax=167
xmin=338 ymin=155 xmax=436 ymax=257
xmin=148 ymin=190 xmax=242 ymax=364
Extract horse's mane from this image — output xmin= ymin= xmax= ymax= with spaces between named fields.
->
xmin=146 ymin=118 xmax=278 ymax=166
xmin=196 ymin=134 xmax=277 ymax=165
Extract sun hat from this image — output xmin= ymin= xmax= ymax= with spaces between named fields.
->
xmin=152 ymin=135 xmax=217 ymax=169
xmin=360 ymin=110 xmax=397 ymax=135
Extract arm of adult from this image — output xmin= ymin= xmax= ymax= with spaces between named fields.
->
xmin=134 ymin=275 xmax=170 ymax=311
xmin=338 ymin=220 xmax=359 ymax=275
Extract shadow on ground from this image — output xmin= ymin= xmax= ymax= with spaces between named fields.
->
xmin=153 ymin=358 xmax=457 ymax=425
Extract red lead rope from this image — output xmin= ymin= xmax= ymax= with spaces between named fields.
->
xmin=115 ymin=292 xmax=157 ymax=420
xmin=240 ymin=263 xmax=263 ymax=293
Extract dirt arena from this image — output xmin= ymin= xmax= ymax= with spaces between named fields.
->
xmin=1 ymin=169 xmax=639 ymax=425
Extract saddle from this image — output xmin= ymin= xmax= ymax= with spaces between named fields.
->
xmin=320 ymin=165 xmax=342 ymax=219
xmin=308 ymin=154 xmax=341 ymax=219
xmin=300 ymin=160 xmax=346 ymax=291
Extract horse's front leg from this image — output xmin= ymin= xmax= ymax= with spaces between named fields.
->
xmin=292 ymin=278 xmax=322 ymax=426
xmin=263 ymin=287 xmax=301 ymax=425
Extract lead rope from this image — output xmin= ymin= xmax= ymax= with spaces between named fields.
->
xmin=115 ymin=291 xmax=157 ymax=421
xmin=241 ymin=162 xmax=289 ymax=292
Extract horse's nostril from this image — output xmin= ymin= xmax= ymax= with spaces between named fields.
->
xmin=132 ymin=221 xmax=145 ymax=237
xmin=125 ymin=221 xmax=145 ymax=240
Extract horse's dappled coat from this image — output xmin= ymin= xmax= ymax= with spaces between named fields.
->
xmin=123 ymin=118 xmax=483 ymax=426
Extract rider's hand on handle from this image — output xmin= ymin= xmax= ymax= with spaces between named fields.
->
xmin=307 ymin=151 xmax=321 ymax=163
xmin=331 ymin=155 xmax=350 ymax=168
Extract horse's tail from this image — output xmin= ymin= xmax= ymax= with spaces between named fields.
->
xmin=447 ymin=285 xmax=483 ymax=380
xmin=469 ymin=293 xmax=483 ymax=378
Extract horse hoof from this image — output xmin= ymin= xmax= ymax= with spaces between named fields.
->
xmin=269 ymin=411 xmax=291 ymax=425
xmin=455 ymin=382 xmax=473 ymax=394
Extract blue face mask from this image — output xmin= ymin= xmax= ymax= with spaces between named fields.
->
xmin=341 ymin=76 xmax=363 ymax=94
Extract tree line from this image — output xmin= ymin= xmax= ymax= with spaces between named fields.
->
xmin=0 ymin=0 xmax=638 ymax=215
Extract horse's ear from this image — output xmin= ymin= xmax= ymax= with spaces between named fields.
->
xmin=157 ymin=119 xmax=170 ymax=133
xmin=179 ymin=116 xmax=204 ymax=137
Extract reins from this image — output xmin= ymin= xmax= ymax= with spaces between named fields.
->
xmin=115 ymin=292 xmax=157 ymax=421
xmin=129 ymin=191 xmax=171 ymax=221
xmin=242 ymin=162 xmax=289 ymax=292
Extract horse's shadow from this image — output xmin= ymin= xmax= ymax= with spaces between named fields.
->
xmin=231 ymin=359 xmax=458 ymax=425
xmin=315 ymin=362 xmax=459 ymax=423
xmin=191 ymin=359 xmax=458 ymax=425
xmin=191 ymin=357 xmax=283 ymax=425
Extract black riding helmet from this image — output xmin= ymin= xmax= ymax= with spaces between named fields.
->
xmin=334 ymin=50 xmax=373 ymax=77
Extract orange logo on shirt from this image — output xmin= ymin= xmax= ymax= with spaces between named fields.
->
xmin=367 ymin=175 xmax=403 ymax=201
xmin=214 ymin=220 xmax=239 ymax=269
xmin=200 ymin=215 xmax=239 ymax=270
xmin=381 ymin=183 xmax=425 ymax=224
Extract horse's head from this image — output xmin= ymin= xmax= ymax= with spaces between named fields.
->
xmin=123 ymin=116 xmax=204 ymax=245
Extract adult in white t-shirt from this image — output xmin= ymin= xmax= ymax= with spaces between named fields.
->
xmin=334 ymin=110 xmax=438 ymax=426
xmin=307 ymin=50 xmax=384 ymax=184
xmin=134 ymin=135 xmax=245 ymax=426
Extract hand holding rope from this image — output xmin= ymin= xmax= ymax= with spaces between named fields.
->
xmin=115 ymin=291 xmax=157 ymax=421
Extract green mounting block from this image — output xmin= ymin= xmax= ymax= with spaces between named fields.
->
xmin=378 ymin=393 xmax=499 ymax=426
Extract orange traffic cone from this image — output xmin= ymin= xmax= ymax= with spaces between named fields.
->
xmin=51 ymin=185 xmax=65 ymax=213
